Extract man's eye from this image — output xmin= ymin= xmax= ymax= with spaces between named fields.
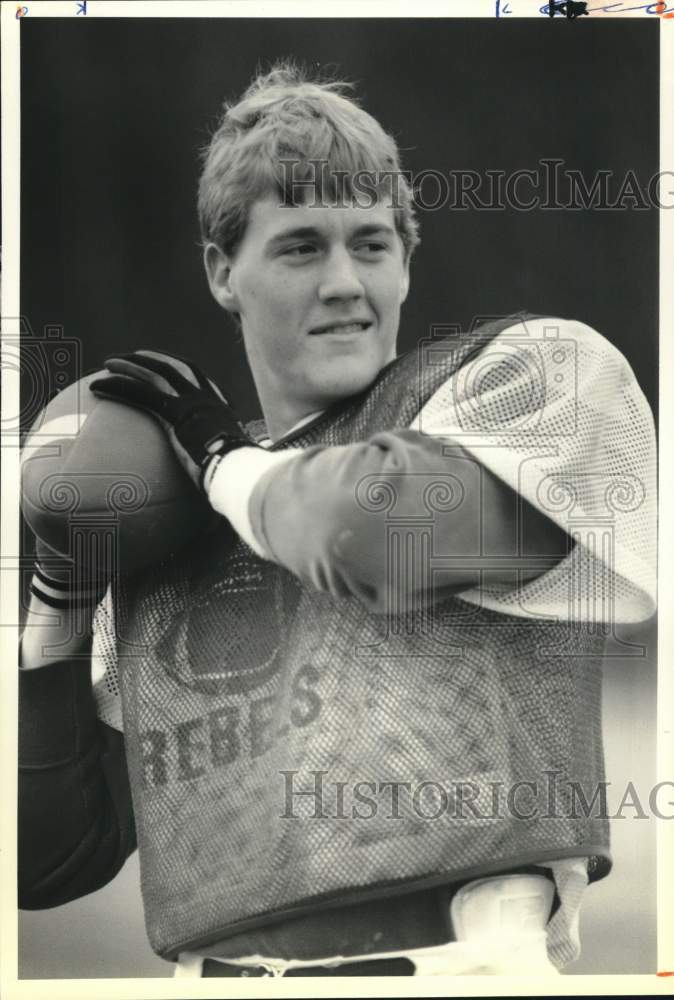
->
xmin=357 ymin=242 xmax=388 ymax=254
xmin=284 ymin=244 xmax=316 ymax=256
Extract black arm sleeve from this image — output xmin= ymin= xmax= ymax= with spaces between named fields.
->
xmin=18 ymin=647 xmax=137 ymax=909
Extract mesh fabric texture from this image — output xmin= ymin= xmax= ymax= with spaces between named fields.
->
xmin=414 ymin=317 xmax=656 ymax=624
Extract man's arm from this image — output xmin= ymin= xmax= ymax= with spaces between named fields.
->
xmin=87 ymin=319 xmax=656 ymax=623
xmin=209 ymin=318 xmax=656 ymax=622
xmin=86 ymin=349 xmax=560 ymax=612
xmin=209 ymin=430 xmax=568 ymax=613
xmin=19 ymin=589 xmax=135 ymax=909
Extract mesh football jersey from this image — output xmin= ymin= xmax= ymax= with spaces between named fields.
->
xmin=89 ymin=314 xmax=656 ymax=960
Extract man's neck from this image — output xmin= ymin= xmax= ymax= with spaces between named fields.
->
xmin=263 ymin=409 xmax=324 ymax=445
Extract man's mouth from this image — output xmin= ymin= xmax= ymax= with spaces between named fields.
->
xmin=310 ymin=320 xmax=372 ymax=336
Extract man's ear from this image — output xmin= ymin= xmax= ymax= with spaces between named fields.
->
xmin=203 ymin=242 xmax=239 ymax=314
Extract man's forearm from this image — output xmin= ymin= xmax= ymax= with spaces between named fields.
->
xmin=19 ymin=606 xmax=136 ymax=908
xmin=208 ymin=431 xmax=570 ymax=612
xmin=20 ymin=589 xmax=95 ymax=670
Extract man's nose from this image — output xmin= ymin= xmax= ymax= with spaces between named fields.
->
xmin=318 ymin=249 xmax=365 ymax=302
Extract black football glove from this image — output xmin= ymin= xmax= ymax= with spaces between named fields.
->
xmin=90 ymin=350 xmax=255 ymax=493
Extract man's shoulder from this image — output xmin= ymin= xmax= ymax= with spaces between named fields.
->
xmin=394 ymin=313 xmax=626 ymax=386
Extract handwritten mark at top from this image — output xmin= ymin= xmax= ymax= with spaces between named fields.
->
xmin=541 ymin=0 xmax=674 ymax=13
xmin=546 ymin=0 xmax=589 ymax=15
xmin=496 ymin=0 xmax=513 ymax=14
xmin=15 ymin=4 xmax=28 ymax=15
xmin=76 ymin=0 xmax=87 ymax=13
xmin=652 ymin=0 xmax=674 ymax=16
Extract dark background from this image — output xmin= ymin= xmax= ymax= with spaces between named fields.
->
xmin=21 ymin=17 xmax=658 ymax=423
xmin=18 ymin=16 xmax=659 ymax=978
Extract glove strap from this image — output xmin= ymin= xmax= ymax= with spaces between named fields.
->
xmin=199 ymin=435 xmax=258 ymax=494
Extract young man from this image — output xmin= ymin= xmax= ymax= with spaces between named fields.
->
xmin=19 ymin=64 xmax=656 ymax=978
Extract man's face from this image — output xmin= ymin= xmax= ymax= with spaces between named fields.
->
xmin=209 ymin=193 xmax=410 ymax=437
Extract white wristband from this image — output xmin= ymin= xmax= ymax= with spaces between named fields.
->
xmin=206 ymin=446 xmax=303 ymax=559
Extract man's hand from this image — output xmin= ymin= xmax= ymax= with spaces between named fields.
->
xmin=90 ymin=351 xmax=256 ymax=492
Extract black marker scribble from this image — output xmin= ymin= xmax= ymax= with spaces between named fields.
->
xmin=547 ymin=0 xmax=589 ymax=15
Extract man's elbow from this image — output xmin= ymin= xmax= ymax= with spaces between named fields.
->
xmin=19 ymin=839 xmax=135 ymax=911
xmin=18 ymin=799 xmax=136 ymax=910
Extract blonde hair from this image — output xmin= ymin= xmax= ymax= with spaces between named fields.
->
xmin=198 ymin=61 xmax=420 ymax=258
